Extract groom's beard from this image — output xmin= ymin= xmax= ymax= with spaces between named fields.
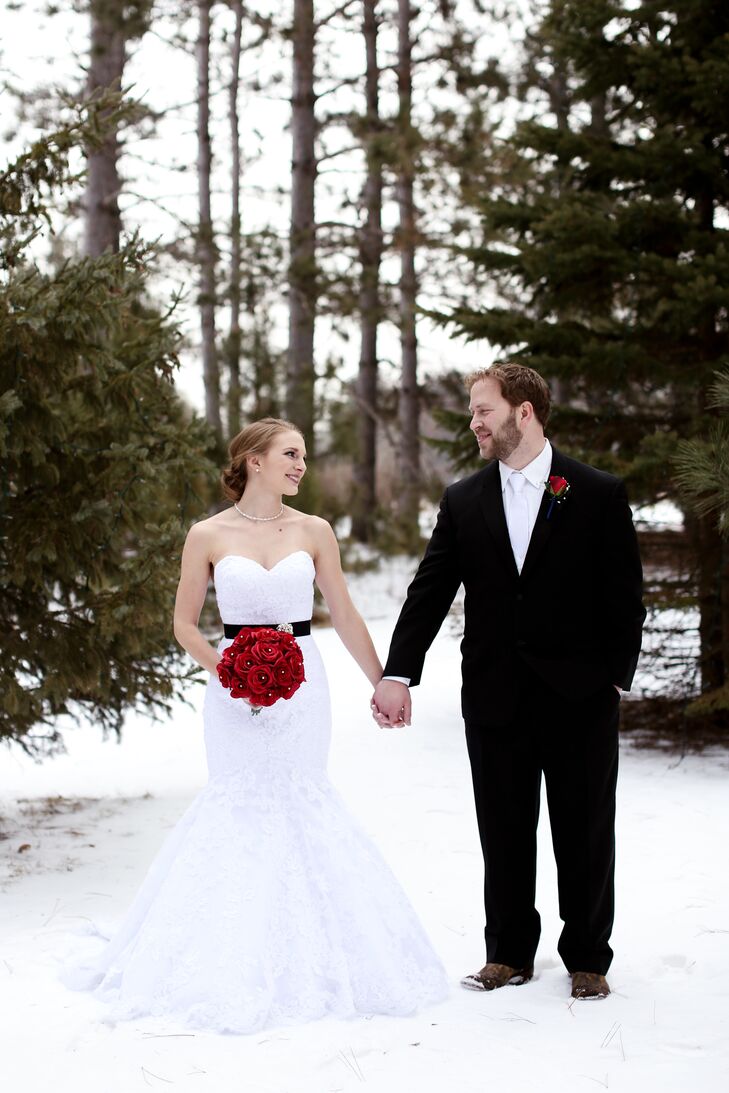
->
xmin=488 ymin=410 xmax=522 ymax=462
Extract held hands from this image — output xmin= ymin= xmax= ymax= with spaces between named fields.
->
xmin=371 ymin=679 xmax=411 ymax=729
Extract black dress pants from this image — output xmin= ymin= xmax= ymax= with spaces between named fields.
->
xmin=464 ymin=665 xmax=620 ymax=975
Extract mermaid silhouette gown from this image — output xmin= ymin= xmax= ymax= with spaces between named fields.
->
xmin=65 ymin=551 xmax=448 ymax=1032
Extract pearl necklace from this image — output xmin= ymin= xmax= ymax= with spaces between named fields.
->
xmin=234 ymin=501 xmax=284 ymax=523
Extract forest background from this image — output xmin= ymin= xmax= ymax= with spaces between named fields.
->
xmin=2 ymin=0 xmax=729 ymax=757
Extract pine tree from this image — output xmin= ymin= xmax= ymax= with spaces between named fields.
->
xmin=675 ymin=371 xmax=729 ymax=538
xmin=674 ymin=367 xmax=729 ymax=713
xmin=436 ymin=0 xmax=729 ymax=696
xmin=0 ymin=110 xmax=215 ymax=755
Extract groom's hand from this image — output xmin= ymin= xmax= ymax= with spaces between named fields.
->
xmin=371 ymin=680 xmax=411 ymax=728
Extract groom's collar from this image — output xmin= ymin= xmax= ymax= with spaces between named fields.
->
xmin=498 ymin=439 xmax=552 ymax=493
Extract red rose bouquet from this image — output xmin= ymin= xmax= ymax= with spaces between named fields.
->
xmin=216 ymin=625 xmax=306 ymax=715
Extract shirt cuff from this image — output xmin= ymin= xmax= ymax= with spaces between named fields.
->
xmin=382 ymin=675 xmax=411 ymax=687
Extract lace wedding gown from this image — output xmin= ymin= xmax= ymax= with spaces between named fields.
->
xmin=65 ymin=551 xmax=448 ymax=1032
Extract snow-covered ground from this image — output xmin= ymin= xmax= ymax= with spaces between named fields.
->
xmin=2 ymin=559 xmax=728 ymax=1092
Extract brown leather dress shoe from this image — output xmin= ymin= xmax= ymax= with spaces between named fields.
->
xmin=460 ymin=962 xmax=534 ymax=992
xmin=570 ymin=971 xmax=610 ymax=1000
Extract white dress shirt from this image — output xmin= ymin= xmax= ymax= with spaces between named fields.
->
xmin=500 ymin=440 xmax=553 ymax=572
xmin=384 ymin=441 xmax=553 ymax=687
xmin=382 ymin=439 xmax=622 ymax=695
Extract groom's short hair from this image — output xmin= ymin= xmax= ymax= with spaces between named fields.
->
xmin=465 ymin=363 xmax=551 ymax=428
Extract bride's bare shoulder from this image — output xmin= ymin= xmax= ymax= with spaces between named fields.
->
xmin=281 ymin=508 xmax=333 ymax=547
xmin=285 ymin=509 xmax=328 ymax=530
xmin=291 ymin=511 xmax=338 ymax=551
xmin=184 ymin=508 xmax=236 ymax=549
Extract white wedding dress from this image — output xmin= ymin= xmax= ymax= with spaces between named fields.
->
xmin=64 ymin=551 xmax=448 ymax=1032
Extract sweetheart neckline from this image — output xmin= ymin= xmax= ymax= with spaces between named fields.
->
xmin=213 ymin=549 xmax=315 ymax=574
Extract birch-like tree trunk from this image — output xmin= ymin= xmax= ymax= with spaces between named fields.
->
xmin=226 ymin=0 xmax=244 ymax=438
xmin=287 ymin=0 xmax=317 ymax=444
xmin=197 ymin=0 xmax=222 ymax=438
xmin=83 ymin=0 xmax=126 ymax=257
xmin=352 ymin=0 xmax=383 ymax=543
xmin=396 ymin=0 xmax=420 ymax=544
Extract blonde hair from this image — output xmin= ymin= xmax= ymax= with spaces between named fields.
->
xmin=221 ymin=417 xmax=303 ymax=501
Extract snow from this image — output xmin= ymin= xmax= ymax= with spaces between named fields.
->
xmin=2 ymin=559 xmax=728 ymax=1092
xmin=631 ymin=499 xmax=684 ymax=532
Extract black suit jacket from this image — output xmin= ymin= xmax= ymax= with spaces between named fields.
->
xmin=383 ymin=448 xmax=646 ymax=724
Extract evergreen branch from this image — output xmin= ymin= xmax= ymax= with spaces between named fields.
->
xmin=674 ymin=425 xmax=729 ymax=535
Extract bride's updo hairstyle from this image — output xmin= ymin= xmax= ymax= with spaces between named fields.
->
xmin=221 ymin=417 xmax=303 ymax=501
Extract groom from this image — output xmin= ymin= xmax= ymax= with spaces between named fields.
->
xmin=372 ymin=363 xmax=645 ymax=1000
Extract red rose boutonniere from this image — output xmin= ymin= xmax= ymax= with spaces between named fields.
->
xmin=544 ymin=475 xmax=570 ymax=519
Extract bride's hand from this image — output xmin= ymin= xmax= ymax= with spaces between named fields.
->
xmin=371 ymin=680 xmax=411 ymax=728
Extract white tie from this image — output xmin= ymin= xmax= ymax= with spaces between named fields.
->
xmin=507 ymin=472 xmax=529 ymax=573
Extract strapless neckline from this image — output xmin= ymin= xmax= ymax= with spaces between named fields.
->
xmin=214 ymin=550 xmax=315 ymax=575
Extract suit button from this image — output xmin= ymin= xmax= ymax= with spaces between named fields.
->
xmin=516 ymin=639 xmax=526 ymax=649
xmin=516 ymin=593 xmax=524 ymax=602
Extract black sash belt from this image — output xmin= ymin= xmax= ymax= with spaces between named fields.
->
xmin=224 ymin=621 xmax=311 ymax=639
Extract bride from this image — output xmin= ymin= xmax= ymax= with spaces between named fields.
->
xmin=65 ymin=417 xmax=448 ymax=1032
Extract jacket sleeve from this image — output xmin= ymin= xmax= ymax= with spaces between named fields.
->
xmin=601 ymin=479 xmax=647 ymax=690
xmin=383 ymin=488 xmax=462 ymax=686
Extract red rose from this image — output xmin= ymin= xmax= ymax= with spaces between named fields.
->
xmin=287 ymin=654 xmax=305 ymax=683
xmin=235 ymin=652 xmax=256 ymax=674
xmin=255 ymin=689 xmax=279 ymax=707
xmin=217 ymin=662 xmax=233 ymax=688
xmin=549 ymin=475 xmax=568 ymax=496
xmin=250 ymin=640 xmax=280 ymax=663
xmin=273 ymin=661 xmax=294 ymax=686
xmin=247 ymin=665 xmax=274 ymax=695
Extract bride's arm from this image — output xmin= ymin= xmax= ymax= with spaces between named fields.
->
xmin=173 ymin=523 xmax=221 ymax=675
xmin=311 ymin=520 xmax=383 ymax=688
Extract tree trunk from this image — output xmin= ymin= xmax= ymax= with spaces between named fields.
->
xmin=84 ymin=0 xmax=125 ymax=257
xmin=197 ymin=0 xmax=222 ymax=438
xmin=396 ymin=0 xmax=420 ymax=545
xmin=226 ymin=0 xmax=244 ymax=439
xmin=547 ymin=67 xmax=571 ymax=134
xmin=287 ymin=0 xmax=317 ymax=445
xmin=694 ymin=514 xmax=728 ymax=692
xmin=694 ymin=183 xmax=727 ymax=693
xmin=589 ymin=90 xmax=608 ymax=138
xmin=352 ymin=0 xmax=383 ymax=543
xmin=722 ymin=535 xmax=729 ymax=697
xmin=546 ymin=60 xmax=571 ymax=408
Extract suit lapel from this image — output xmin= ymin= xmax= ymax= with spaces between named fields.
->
xmin=478 ymin=462 xmax=519 ymax=579
xmin=519 ymin=447 xmax=569 ymax=582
